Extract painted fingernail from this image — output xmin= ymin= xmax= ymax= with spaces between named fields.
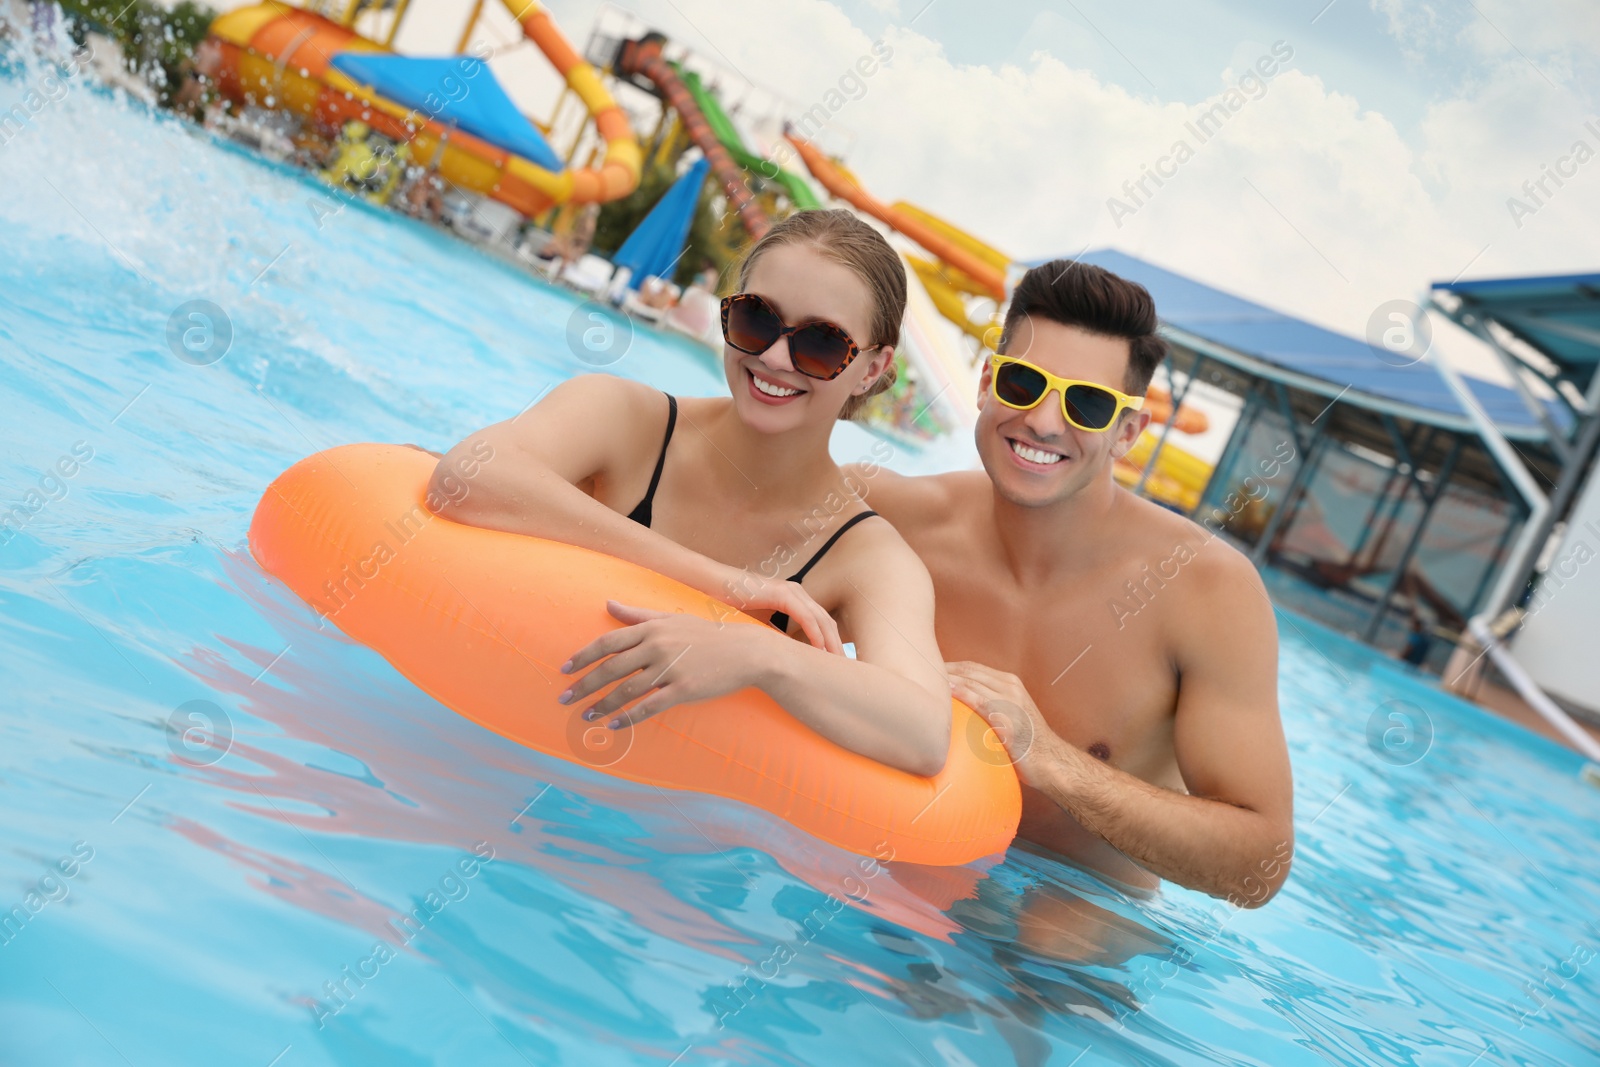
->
xmin=607 ymin=719 xmax=625 ymax=730
xmin=582 ymin=708 xmax=599 ymax=721
xmin=558 ymin=690 xmax=573 ymax=704
xmin=560 ymin=660 xmax=573 ymax=674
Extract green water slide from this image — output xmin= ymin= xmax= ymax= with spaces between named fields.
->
xmin=675 ymin=66 xmax=822 ymax=211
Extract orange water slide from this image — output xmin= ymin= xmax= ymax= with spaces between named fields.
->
xmin=784 ymin=131 xmax=1005 ymax=300
xmin=1145 ymin=385 xmax=1209 ymax=433
xmin=498 ymin=0 xmax=639 ymax=204
xmin=205 ymin=1 xmax=640 ymax=215
xmin=617 ymin=34 xmax=769 ymax=240
xmin=785 ymin=132 xmax=1211 ymax=434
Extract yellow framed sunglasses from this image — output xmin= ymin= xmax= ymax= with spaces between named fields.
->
xmin=989 ymin=354 xmax=1145 ymax=433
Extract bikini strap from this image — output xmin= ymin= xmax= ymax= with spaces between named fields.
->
xmin=625 ymin=393 xmax=677 ymax=528
xmin=766 ymin=510 xmax=881 ymax=636
xmin=789 ymin=510 xmax=880 ymax=583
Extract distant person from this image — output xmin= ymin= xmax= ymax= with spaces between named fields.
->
xmin=430 ymin=209 xmax=951 ymax=776
xmin=400 ymin=163 xmax=445 ymax=222
xmin=662 ymin=264 xmax=721 ymax=341
xmin=1400 ymin=612 xmax=1433 ymax=667
xmin=543 ymin=201 xmax=600 ymax=282
xmin=635 ymin=276 xmax=678 ymax=311
xmin=169 ymin=56 xmax=206 ymax=120
xmin=856 ymin=261 xmax=1295 ymax=906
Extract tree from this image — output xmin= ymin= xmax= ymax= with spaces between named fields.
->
xmin=55 ymin=0 xmax=217 ymax=109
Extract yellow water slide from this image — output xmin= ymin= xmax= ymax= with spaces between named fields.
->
xmin=205 ymin=0 xmax=640 ymax=216
xmin=893 ymin=201 xmax=1009 ymax=277
xmin=1115 ymin=432 xmax=1213 ymax=512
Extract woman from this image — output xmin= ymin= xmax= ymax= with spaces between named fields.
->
xmin=429 ymin=210 xmax=950 ymax=776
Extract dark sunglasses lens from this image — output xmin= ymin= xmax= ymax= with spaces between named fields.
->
xmin=1064 ymin=384 xmax=1119 ymax=429
xmin=725 ymin=297 xmax=780 ymax=353
xmin=995 ymin=361 xmax=1047 ymax=407
xmin=789 ymin=323 xmax=855 ymax=379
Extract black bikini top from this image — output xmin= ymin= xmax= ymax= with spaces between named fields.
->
xmin=625 ymin=394 xmax=677 ymax=527
xmin=623 ymin=391 xmax=879 ymax=634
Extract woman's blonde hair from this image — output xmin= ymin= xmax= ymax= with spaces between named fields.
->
xmin=733 ymin=209 xmax=905 ymax=421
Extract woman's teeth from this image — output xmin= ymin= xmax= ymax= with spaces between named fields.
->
xmin=752 ymin=373 xmax=802 ymax=397
xmin=1010 ymin=439 xmax=1063 ymax=465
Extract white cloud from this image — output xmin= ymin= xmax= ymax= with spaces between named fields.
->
xmin=799 ymin=2 xmax=1597 ymax=382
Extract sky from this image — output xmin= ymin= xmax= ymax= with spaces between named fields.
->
xmin=259 ymin=0 xmax=1600 ymax=384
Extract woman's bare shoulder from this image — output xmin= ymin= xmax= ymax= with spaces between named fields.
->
xmin=828 ymin=511 xmax=935 ymax=591
xmin=545 ymin=372 xmax=661 ymax=412
xmin=522 ymin=374 xmax=671 ymax=443
xmin=484 ymin=374 xmax=673 ymax=486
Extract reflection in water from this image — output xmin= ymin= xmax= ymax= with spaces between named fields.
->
xmin=190 ymin=552 xmax=755 ymax=961
xmin=864 ymin=846 xmax=1181 ymax=1067
xmin=190 ymin=548 xmax=1184 ymax=1058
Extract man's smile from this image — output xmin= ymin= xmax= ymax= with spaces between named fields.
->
xmin=1005 ymin=435 xmax=1071 ymax=469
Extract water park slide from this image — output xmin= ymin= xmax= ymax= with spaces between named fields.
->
xmin=905 ymin=254 xmax=995 ymax=346
xmin=786 ymin=137 xmax=1210 ymax=439
xmin=205 ymin=0 xmax=640 ymax=216
xmin=897 ymin=201 xmax=1009 ymax=341
xmin=784 ymin=130 xmax=1006 ymax=301
xmin=894 ymin=201 xmax=1010 ymax=279
xmin=896 ymin=250 xmax=982 ymax=429
xmin=617 ymin=35 xmax=770 ymax=240
xmin=1115 ymin=432 xmax=1213 ymax=512
xmin=677 ymin=67 xmax=822 ymax=211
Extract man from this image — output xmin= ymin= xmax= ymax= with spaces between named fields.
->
xmin=859 ymin=260 xmax=1294 ymax=907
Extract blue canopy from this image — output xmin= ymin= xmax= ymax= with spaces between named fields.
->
xmin=330 ymin=53 xmax=564 ymax=173
xmin=1032 ymin=250 xmax=1560 ymax=441
xmin=1430 ymin=271 xmax=1600 ymax=395
xmin=613 ymin=157 xmax=709 ymax=291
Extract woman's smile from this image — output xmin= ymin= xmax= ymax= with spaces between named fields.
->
xmin=746 ymin=366 xmax=808 ymax=404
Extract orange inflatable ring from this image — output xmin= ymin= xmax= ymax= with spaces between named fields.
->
xmin=249 ymin=444 xmax=1021 ymax=866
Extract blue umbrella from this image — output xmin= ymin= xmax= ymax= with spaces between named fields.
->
xmin=612 ymin=156 xmax=710 ymax=291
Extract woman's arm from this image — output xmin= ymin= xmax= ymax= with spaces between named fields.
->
xmin=431 ymin=375 xmax=839 ymax=651
xmin=759 ymin=537 xmax=952 ymax=774
xmin=432 ymin=375 xmax=718 ymax=587
xmin=562 ymin=534 xmax=952 ymax=776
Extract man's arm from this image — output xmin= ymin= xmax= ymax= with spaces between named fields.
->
xmin=950 ymin=550 xmax=1294 ymax=906
xmin=845 ymin=463 xmax=950 ymax=532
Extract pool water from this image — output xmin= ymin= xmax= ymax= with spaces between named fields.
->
xmin=3 ymin=53 xmax=1599 ymax=1067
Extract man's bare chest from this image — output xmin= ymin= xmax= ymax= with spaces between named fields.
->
xmin=929 ymin=551 xmax=1181 ymax=777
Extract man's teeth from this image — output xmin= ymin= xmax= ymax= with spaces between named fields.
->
xmin=752 ymin=373 xmax=802 ymax=397
xmin=1010 ymin=439 xmax=1063 ymax=465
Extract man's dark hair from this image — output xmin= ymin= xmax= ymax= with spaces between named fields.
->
xmin=1001 ymin=260 xmax=1168 ymax=395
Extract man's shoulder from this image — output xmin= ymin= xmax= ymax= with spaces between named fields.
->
xmin=853 ymin=465 xmax=986 ymax=524
xmin=1117 ymin=490 xmax=1267 ymax=598
xmin=1109 ymin=493 xmax=1277 ymax=679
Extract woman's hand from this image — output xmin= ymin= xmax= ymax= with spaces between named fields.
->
xmin=705 ymin=565 xmax=843 ymax=655
xmin=558 ymin=601 xmax=783 ymax=730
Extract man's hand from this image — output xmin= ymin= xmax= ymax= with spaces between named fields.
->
xmin=947 ymin=660 xmax=1076 ymax=789
xmin=559 ymin=601 xmax=780 ymax=730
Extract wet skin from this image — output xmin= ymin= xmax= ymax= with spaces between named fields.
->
xmin=857 ymin=316 xmax=1294 ymax=905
